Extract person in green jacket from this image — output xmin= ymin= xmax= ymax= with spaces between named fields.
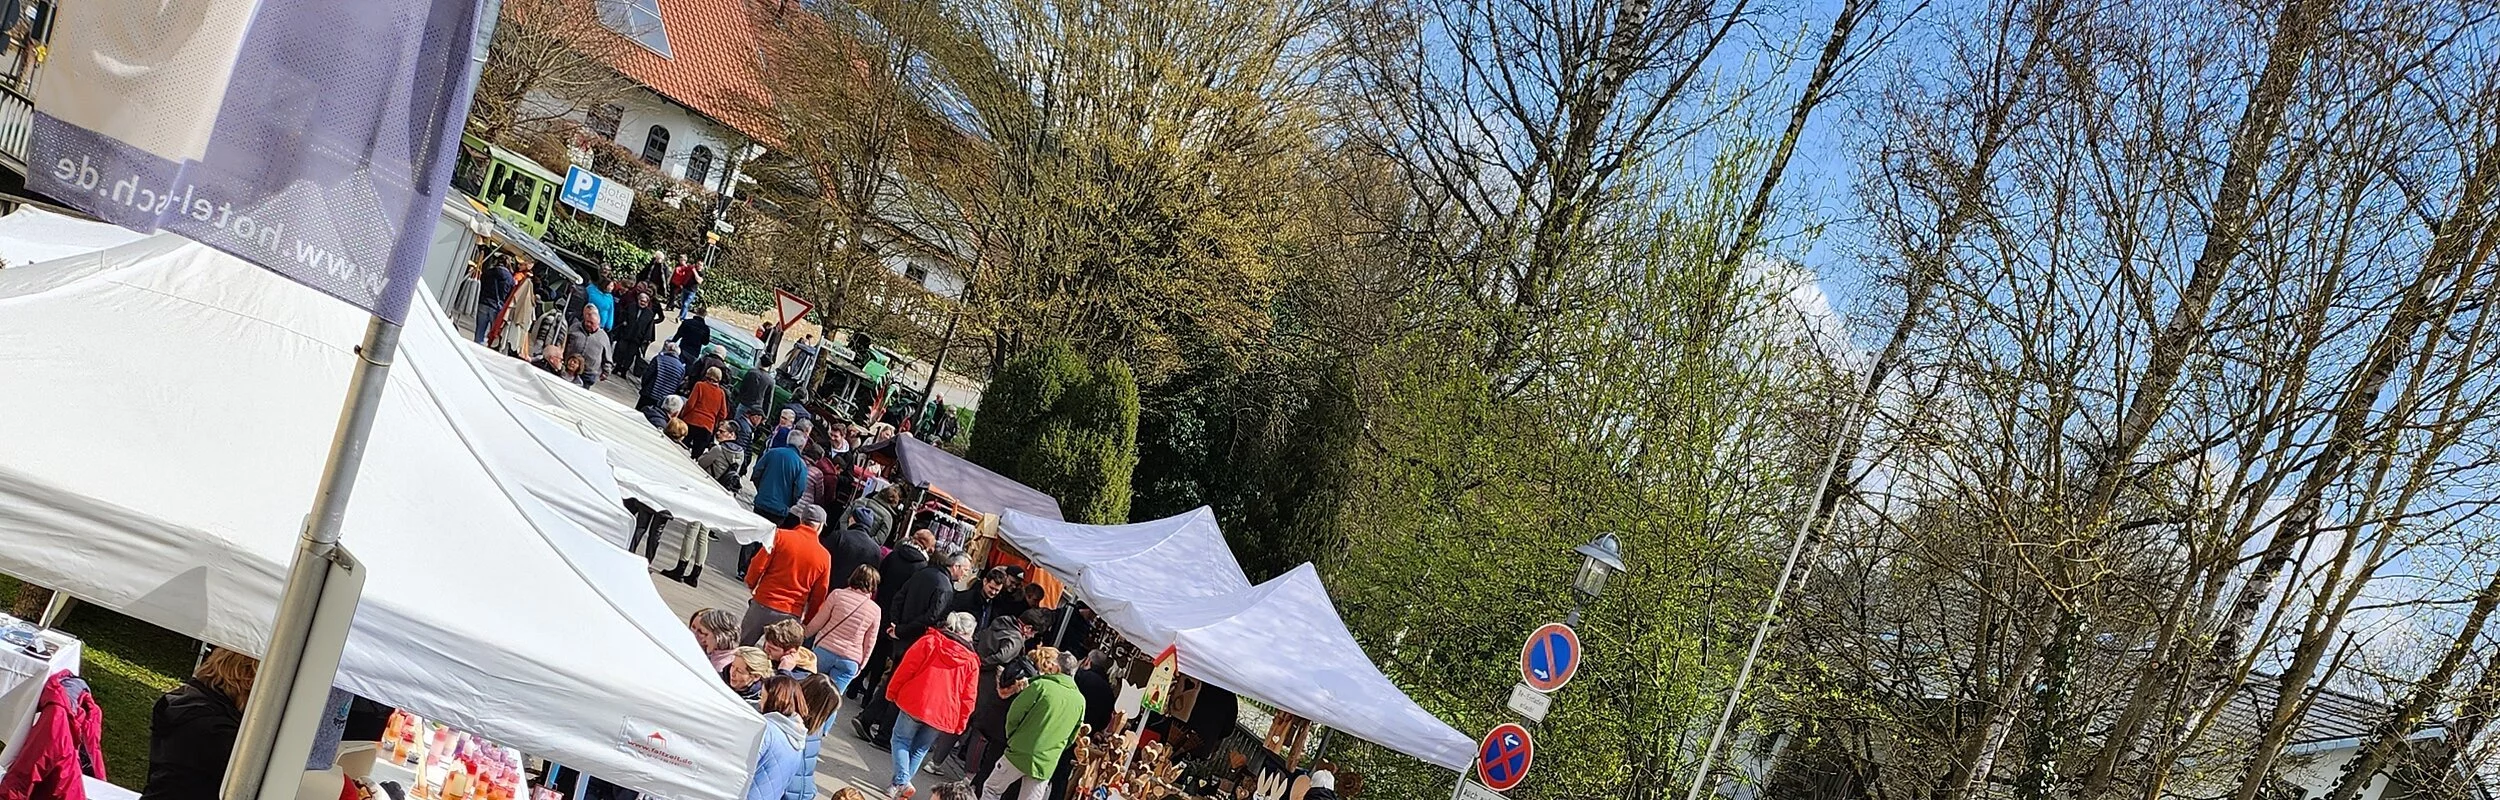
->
xmin=979 ymin=648 xmax=1084 ymax=800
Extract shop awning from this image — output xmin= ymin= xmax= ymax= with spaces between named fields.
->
xmin=487 ymin=211 xmax=579 ymax=283
xmin=868 ymin=435 xmax=1063 ymax=520
xmin=475 ymin=346 xmax=775 ymax=545
xmin=997 ymin=509 xmax=1475 ymax=772
xmin=0 ymin=234 xmax=764 ymax=800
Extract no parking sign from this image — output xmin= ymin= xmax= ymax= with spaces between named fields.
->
xmin=1518 ymin=622 xmax=1579 ymax=692
xmin=1476 ymin=723 xmax=1533 ymax=791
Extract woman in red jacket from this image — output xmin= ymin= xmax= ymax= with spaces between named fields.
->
xmin=883 ymin=612 xmax=979 ymax=799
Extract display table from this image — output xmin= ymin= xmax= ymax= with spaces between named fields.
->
xmin=0 ymin=626 xmax=84 ymax=769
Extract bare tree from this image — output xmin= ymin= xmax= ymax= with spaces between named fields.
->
xmin=468 ymin=0 xmax=639 ymax=144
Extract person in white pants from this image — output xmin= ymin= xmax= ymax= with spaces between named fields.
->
xmin=980 ymin=649 xmax=1084 ymax=800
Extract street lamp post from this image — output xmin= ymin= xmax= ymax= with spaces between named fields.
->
xmin=1566 ymin=533 xmax=1625 ymax=627
xmin=1457 ymin=534 xmax=1627 ymax=799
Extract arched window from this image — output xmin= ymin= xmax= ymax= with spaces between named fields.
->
xmin=586 ymin=103 xmax=624 ymax=140
xmin=686 ymin=145 xmax=714 ymax=187
xmin=640 ymin=125 xmax=670 ymax=165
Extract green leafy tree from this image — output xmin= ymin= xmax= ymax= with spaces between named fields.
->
xmin=966 ymin=339 xmax=1089 ymax=479
xmin=967 ymin=339 xmax=1140 ymax=524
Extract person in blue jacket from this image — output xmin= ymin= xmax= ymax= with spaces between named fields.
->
xmin=751 ymin=437 xmax=811 ymax=527
xmin=745 ymin=677 xmax=811 ymax=800
xmin=787 ymin=676 xmax=842 ymax=800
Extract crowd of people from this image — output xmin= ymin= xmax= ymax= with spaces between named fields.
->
xmin=678 ymin=500 xmax=1110 ymax=800
xmin=466 ymin=248 xmax=1123 ymax=800
xmin=469 ymin=249 xmax=694 ymax=390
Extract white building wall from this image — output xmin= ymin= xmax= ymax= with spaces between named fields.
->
xmin=2274 ymin=746 xmax=2392 ymax=800
xmin=518 ymin=87 xmax=760 ymax=194
xmin=860 ymin=227 xmax=967 ymax=299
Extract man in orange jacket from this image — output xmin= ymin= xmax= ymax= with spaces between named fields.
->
xmin=741 ymin=503 xmax=832 ymax=645
xmin=682 ymin=366 xmax=730 ymax=456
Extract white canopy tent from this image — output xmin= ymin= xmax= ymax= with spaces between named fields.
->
xmin=996 ymin=509 xmax=1477 ymax=772
xmin=0 ymin=234 xmax=765 ymax=800
xmin=0 ymin=206 xmax=143 ymax=266
xmin=472 ymin=346 xmax=773 ymax=545
xmin=998 ymin=507 xmax=1250 ymax=648
xmin=0 ymin=207 xmax=770 ymax=548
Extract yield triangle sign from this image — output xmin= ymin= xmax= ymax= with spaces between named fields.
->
xmin=773 ymin=289 xmax=816 ymax=329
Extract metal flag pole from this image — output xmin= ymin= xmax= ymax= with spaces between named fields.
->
xmin=1680 ymin=321 xmax=1874 ymax=800
xmin=220 ymin=315 xmax=400 ymax=800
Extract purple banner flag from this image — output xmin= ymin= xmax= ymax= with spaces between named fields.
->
xmin=28 ymin=0 xmax=484 ymax=323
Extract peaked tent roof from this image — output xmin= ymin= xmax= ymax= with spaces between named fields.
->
xmin=0 ymin=207 xmax=142 ymax=266
xmin=997 ymin=509 xmax=1473 ymax=772
xmin=0 ymin=234 xmax=765 ymax=800
xmin=868 ymin=435 xmax=1063 ymax=521
xmin=476 ymin=345 xmax=774 ymax=544
xmin=999 ymin=507 xmax=1247 ymax=647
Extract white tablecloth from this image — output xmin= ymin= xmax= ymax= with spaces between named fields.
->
xmin=83 ymin=775 xmax=137 ymax=800
xmin=0 ymin=628 xmax=86 ymax=769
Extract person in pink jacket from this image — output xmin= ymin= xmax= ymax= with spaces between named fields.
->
xmin=805 ymin=565 xmax=884 ymax=695
xmin=0 ymin=672 xmax=104 ymax=800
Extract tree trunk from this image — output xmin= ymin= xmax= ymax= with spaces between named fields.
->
xmin=2015 ymin=609 xmax=2083 ymax=800
xmin=2181 ymin=82 xmax=2492 ymax=790
xmin=7 ymin=585 xmax=51 ymax=622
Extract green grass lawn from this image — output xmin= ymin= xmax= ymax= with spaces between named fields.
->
xmin=0 ymin=576 xmax=196 ymax=789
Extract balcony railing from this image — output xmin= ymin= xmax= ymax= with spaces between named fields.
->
xmin=0 ymin=85 xmax=31 ymax=173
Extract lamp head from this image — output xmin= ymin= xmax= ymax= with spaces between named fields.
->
xmin=1572 ymin=533 xmax=1626 ymax=598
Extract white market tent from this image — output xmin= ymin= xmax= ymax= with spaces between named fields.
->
xmin=472 ymin=346 xmax=773 ymax=545
xmin=0 ymin=207 xmax=771 ymax=548
xmin=0 ymin=231 xmax=765 ymax=800
xmin=0 ymin=206 xmax=142 ymax=266
xmin=996 ymin=509 xmax=1478 ymax=772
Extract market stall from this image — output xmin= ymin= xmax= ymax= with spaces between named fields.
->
xmin=859 ymin=434 xmax=1070 ymax=596
xmin=997 ymin=508 xmax=1476 ymax=787
xmin=862 ymin=435 xmax=1063 ymax=521
xmin=0 ymin=234 xmax=765 ymax=800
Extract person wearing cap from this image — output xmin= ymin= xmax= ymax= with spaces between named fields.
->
xmin=741 ymin=427 xmax=812 ymax=576
xmin=741 ymin=504 xmax=832 ymax=645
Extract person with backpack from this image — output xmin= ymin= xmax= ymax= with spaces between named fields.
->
xmin=976 ymin=649 xmax=1082 ymax=800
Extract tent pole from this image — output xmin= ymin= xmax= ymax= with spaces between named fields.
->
xmin=1054 ymin=603 xmax=1075 ymax=649
xmin=222 ymin=315 xmax=399 ymax=800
